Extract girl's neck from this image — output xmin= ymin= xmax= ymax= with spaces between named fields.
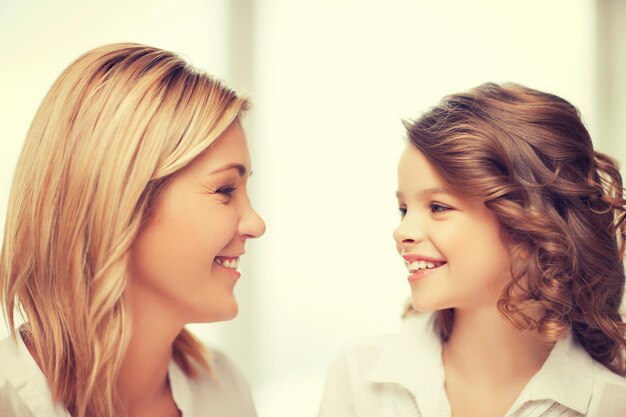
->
xmin=440 ymin=306 xmax=556 ymax=417
xmin=442 ymin=306 xmax=554 ymax=384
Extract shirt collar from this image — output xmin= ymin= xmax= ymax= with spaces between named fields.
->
xmin=511 ymin=332 xmax=594 ymax=414
xmin=366 ymin=313 xmax=596 ymax=415
xmin=367 ymin=313 xmax=442 ymax=396
xmin=168 ymin=359 xmax=194 ymax=417
xmin=6 ymin=330 xmax=201 ymax=417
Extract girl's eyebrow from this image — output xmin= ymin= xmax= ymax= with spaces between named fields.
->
xmin=396 ymin=186 xmax=450 ymax=199
xmin=208 ymin=163 xmax=253 ymax=177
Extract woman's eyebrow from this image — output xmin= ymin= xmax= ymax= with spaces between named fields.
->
xmin=208 ymin=163 xmax=252 ymax=177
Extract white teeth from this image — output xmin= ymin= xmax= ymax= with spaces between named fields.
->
xmin=406 ymin=260 xmax=441 ymax=272
xmin=215 ymin=257 xmax=239 ymax=270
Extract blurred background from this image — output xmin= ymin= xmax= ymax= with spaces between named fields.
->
xmin=1 ymin=1 xmax=625 ymax=416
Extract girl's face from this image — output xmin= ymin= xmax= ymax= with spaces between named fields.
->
xmin=393 ymin=144 xmax=511 ymax=313
xmin=128 ymin=121 xmax=265 ymax=323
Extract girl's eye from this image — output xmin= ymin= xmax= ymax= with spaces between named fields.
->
xmin=217 ymin=185 xmax=236 ymax=197
xmin=398 ymin=207 xmax=407 ymax=218
xmin=430 ymin=202 xmax=450 ymax=213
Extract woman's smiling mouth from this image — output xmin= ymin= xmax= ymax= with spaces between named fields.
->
xmin=214 ymin=256 xmax=242 ymax=277
xmin=214 ymin=256 xmax=240 ymax=269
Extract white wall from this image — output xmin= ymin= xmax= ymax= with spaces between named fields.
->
xmin=1 ymin=1 xmax=619 ymax=417
xmin=596 ymin=0 xmax=626 ymax=162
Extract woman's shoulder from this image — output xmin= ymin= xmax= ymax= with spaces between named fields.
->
xmin=0 ymin=332 xmax=36 ymax=384
xmin=205 ymin=348 xmax=253 ymax=389
xmin=0 ymin=333 xmax=19 ymax=376
xmin=0 ymin=334 xmax=21 ymax=400
xmin=182 ymin=347 xmax=251 ymax=386
xmin=171 ymin=346 xmax=257 ymax=417
xmin=0 ymin=333 xmax=67 ymax=417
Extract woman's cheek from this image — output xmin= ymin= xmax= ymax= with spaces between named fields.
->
xmin=206 ymin=205 xmax=239 ymax=247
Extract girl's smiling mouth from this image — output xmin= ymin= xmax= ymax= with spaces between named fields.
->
xmin=402 ymin=254 xmax=447 ymax=282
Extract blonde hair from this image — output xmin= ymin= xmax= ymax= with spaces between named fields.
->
xmin=0 ymin=43 xmax=249 ymax=416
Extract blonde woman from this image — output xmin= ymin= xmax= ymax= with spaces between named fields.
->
xmin=0 ymin=43 xmax=265 ymax=417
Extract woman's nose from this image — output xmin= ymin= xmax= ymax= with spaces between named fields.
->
xmin=239 ymin=201 xmax=266 ymax=239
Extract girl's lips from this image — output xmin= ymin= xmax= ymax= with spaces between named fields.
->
xmin=407 ymin=264 xmax=444 ymax=282
xmin=403 ymin=254 xmax=447 ymax=282
xmin=402 ymin=253 xmax=447 ymax=263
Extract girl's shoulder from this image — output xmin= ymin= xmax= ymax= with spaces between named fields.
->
xmin=342 ymin=312 xmax=436 ymax=354
xmin=318 ymin=314 xmax=442 ymax=417
xmin=589 ymin=356 xmax=626 ymax=399
xmin=327 ymin=313 xmax=440 ymax=387
xmin=586 ymin=359 xmax=626 ymax=415
xmin=591 ymin=358 xmax=626 ymax=386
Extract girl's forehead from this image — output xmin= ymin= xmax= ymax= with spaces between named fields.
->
xmin=398 ymin=146 xmax=448 ymax=188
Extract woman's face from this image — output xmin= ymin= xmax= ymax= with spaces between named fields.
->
xmin=129 ymin=121 xmax=265 ymax=323
xmin=393 ymin=144 xmax=511 ymax=313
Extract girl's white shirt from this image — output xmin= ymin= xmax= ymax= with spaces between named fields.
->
xmin=0 ymin=331 xmax=257 ymax=417
xmin=318 ymin=313 xmax=626 ymax=417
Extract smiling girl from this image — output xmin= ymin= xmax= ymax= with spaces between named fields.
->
xmin=318 ymin=83 xmax=626 ymax=417
xmin=0 ymin=43 xmax=265 ymax=417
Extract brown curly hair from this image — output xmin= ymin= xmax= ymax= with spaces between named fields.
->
xmin=403 ymin=83 xmax=626 ymax=375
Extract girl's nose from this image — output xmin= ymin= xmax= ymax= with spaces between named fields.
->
xmin=393 ymin=213 xmax=425 ymax=248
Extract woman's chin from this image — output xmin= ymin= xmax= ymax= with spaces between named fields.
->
xmin=195 ymin=300 xmax=239 ymax=323
xmin=219 ymin=301 xmax=240 ymax=321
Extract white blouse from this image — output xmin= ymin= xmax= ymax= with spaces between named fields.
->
xmin=318 ymin=314 xmax=626 ymax=417
xmin=0 ymin=331 xmax=257 ymax=417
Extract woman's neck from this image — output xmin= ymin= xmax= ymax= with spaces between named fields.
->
xmin=117 ymin=291 xmax=183 ymax=416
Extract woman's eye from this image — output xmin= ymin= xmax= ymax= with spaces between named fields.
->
xmin=398 ymin=207 xmax=407 ymax=218
xmin=217 ymin=185 xmax=236 ymax=197
xmin=430 ymin=202 xmax=450 ymax=213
